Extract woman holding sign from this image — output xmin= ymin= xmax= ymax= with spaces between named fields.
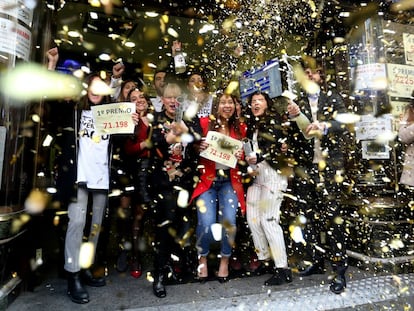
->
xmin=61 ymin=73 xmax=112 ymax=304
xmin=244 ymin=91 xmax=292 ymax=286
xmin=191 ymin=93 xmax=246 ymax=283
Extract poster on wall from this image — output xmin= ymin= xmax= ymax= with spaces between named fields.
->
xmin=403 ymin=33 xmax=414 ymax=66
xmin=387 ymin=63 xmax=414 ymax=99
xmin=361 ymin=140 xmax=390 ymax=160
xmin=0 ymin=18 xmax=31 ymax=60
xmin=355 ymin=114 xmax=393 ymax=141
xmin=0 ymin=0 xmax=34 ymax=26
xmin=353 ymin=63 xmax=387 ymax=91
xmin=390 ymin=100 xmax=409 ymax=118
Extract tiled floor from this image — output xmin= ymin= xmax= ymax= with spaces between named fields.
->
xmin=6 ymin=264 xmax=414 ymax=311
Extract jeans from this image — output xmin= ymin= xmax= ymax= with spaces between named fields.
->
xmin=196 ymin=173 xmax=238 ymax=257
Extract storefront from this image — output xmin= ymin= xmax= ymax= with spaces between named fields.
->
xmin=0 ymin=0 xmax=413 ymax=307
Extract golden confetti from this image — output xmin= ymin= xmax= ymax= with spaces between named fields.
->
xmin=177 ymin=189 xmax=189 ymax=208
xmin=24 ymin=189 xmax=49 ymax=214
xmin=211 ymin=223 xmax=222 ymax=241
xmin=79 ymin=242 xmax=94 ymax=269
xmin=0 ymin=63 xmax=82 ymax=102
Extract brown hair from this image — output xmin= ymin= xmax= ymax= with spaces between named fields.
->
xmin=209 ymin=93 xmax=243 ymax=139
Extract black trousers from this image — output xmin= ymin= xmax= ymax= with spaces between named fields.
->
xmin=292 ymin=165 xmax=348 ymax=269
xmin=152 ymin=186 xmax=192 ymax=271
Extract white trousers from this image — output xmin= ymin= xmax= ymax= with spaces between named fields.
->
xmin=246 ymin=161 xmax=288 ymax=268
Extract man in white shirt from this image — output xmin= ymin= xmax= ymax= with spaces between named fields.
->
xmin=288 ymin=64 xmax=349 ymax=295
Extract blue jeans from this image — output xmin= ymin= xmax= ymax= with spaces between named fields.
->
xmin=196 ymin=174 xmax=238 ymax=257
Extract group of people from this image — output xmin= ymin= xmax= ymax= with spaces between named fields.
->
xmin=46 ymin=44 xmax=351 ymax=305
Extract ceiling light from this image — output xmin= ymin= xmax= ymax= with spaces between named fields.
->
xmin=145 ymin=12 xmax=159 ymax=17
xmin=98 ymin=53 xmax=111 ymax=61
xmin=68 ymin=30 xmax=81 ymax=38
xmin=108 ymin=33 xmax=120 ymax=39
xmin=90 ymin=12 xmax=98 ymax=19
xmin=124 ymin=41 xmax=135 ymax=48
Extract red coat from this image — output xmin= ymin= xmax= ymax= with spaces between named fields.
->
xmin=124 ymin=119 xmax=150 ymax=158
xmin=191 ymin=117 xmax=247 ymax=215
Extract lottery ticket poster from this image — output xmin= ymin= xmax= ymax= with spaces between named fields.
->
xmin=92 ymin=102 xmax=135 ymax=135
xmin=200 ymin=131 xmax=243 ymax=168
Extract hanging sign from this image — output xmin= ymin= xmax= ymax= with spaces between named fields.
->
xmin=387 ymin=63 xmax=414 ymax=99
xmin=403 ymin=33 xmax=414 ymax=66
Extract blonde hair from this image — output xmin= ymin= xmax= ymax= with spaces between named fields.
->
xmin=162 ymin=83 xmax=182 ymax=98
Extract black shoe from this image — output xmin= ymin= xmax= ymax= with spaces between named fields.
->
xmin=330 ymin=264 xmax=347 ymax=294
xmin=299 ymin=262 xmax=325 ymax=277
xmin=264 ymin=268 xmax=292 ymax=286
xmin=81 ymin=269 xmax=106 ymax=287
xmin=330 ymin=274 xmax=346 ymax=294
xmin=116 ymin=250 xmax=129 ymax=272
xmin=252 ymin=261 xmax=274 ymax=275
xmin=67 ymin=272 xmax=89 ymax=304
xmin=152 ymin=271 xmax=166 ymax=298
xmin=217 ymin=276 xmax=229 ymax=283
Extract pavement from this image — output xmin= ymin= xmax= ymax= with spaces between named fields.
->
xmin=3 ymin=207 xmax=414 ymax=310
xmin=5 ymin=261 xmax=414 ymax=311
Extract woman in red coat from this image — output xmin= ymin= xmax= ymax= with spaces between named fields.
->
xmin=191 ymin=93 xmax=246 ymax=283
xmin=122 ymin=88 xmax=153 ymax=278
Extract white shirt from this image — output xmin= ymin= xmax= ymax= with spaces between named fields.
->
xmin=77 ymin=110 xmax=110 ymax=189
xmin=182 ymin=94 xmax=213 ymax=118
xmin=151 ymin=96 xmax=163 ymax=112
xmin=308 ymin=94 xmax=323 ymax=164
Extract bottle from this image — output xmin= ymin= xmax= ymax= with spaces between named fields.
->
xmin=174 ymin=48 xmax=186 ymax=74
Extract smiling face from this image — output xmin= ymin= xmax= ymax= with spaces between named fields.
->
xmin=161 ymin=83 xmax=182 ymax=118
xmin=217 ymin=94 xmax=235 ymax=119
xmin=130 ymin=89 xmax=148 ymax=114
xmin=250 ymin=94 xmax=267 ymax=117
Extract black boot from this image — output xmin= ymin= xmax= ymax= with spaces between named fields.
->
xmin=152 ymin=270 xmax=166 ymax=298
xmin=264 ymin=268 xmax=292 ymax=286
xmin=299 ymin=261 xmax=325 ymax=277
xmin=330 ymin=265 xmax=347 ymax=294
xmin=81 ymin=269 xmax=106 ymax=287
xmin=67 ymin=271 xmax=89 ymax=304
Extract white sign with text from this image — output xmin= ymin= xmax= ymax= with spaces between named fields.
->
xmin=200 ymin=131 xmax=243 ymax=168
xmin=91 ymin=102 xmax=135 ymax=135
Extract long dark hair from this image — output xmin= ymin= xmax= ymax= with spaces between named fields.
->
xmin=209 ymin=92 xmax=243 ymax=139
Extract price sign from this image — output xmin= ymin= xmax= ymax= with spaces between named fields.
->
xmin=92 ymin=102 xmax=135 ymax=135
xmin=200 ymin=131 xmax=243 ymax=168
xmin=387 ymin=63 xmax=414 ymax=98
